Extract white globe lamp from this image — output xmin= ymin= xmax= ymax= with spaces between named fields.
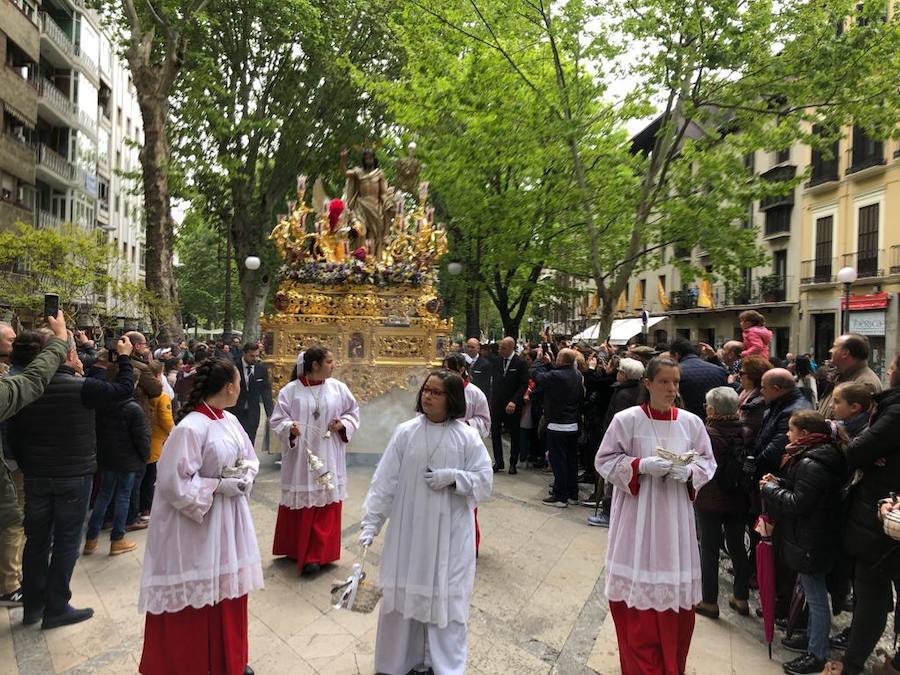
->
xmin=447 ymin=261 xmax=463 ymax=276
xmin=244 ymin=256 xmax=261 ymax=271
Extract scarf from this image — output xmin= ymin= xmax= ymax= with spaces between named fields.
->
xmin=780 ymin=433 xmax=831 ymax=468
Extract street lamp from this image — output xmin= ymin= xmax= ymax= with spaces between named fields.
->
xmin=244 ymin=255 xmax=261 ymax=271
xmin=837 ymin=266 xmax=858 ymax=334
xmin=447 ymin=261 xmax=463 ymax=276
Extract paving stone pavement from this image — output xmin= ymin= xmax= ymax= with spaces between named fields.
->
xmin=0 ymin=446 xmax=877 ymax=674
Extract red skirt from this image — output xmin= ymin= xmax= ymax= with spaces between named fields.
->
xmin=608 ymin=601 xmax=695 ymax=675
xmin=140 ymin=595 xmax=248 ymax=675
xmin=272 ymin=501 xmax=342 ymax=572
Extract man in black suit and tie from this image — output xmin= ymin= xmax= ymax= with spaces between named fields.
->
xmin=465 ymin=338 xmax=494 ymax=401
xmin=490 ymin=336 xmax=528 ymax=474
xmin=228 ymin=342 xmax=274 ymax=445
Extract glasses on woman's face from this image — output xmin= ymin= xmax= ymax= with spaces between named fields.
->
xmin=421 ymin=387 xmax=446 ymax=398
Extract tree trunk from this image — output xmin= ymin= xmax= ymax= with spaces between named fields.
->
xmin=137 ymin=99 xmax=182 ymax=342
xmin=465 ymin=284 xmax=480 ymax=338
xmin=239 ymin=269 xmax=268 ymax=342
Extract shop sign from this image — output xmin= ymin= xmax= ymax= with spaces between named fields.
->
xmin=848 ymin=310 xmax=886 ymax=336
xmin=841 ymin=292 xmax=889 ymax=310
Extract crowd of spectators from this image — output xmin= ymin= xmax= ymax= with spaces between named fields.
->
xmin=460 ymin=328 xmax=898 ymax=675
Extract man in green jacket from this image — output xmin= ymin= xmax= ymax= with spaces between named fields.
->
xmin=0 ymin=312 xmax=69 ymax=531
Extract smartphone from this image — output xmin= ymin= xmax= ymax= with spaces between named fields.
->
xmin=43 ymin=293 xmax=59 ymax=321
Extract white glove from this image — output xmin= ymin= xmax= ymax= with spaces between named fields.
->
xmin=215 ymin=477 xmax=250 ymax=497
xmin=667 ymin=463 xmax=693 ymax=483
xmin=359 ymin=526 xmax=376 ymax=547
xmin=424 ymin=468 xmax=457 ymax=490
xmin=638 ymin=457 xmax=673 ymax=478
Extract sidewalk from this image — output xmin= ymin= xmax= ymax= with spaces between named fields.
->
xmin=0 ymin=455 xmax=860 ymax=673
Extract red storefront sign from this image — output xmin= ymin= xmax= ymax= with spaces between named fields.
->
xmin=840 ymin=292 xmax=889 ymax=310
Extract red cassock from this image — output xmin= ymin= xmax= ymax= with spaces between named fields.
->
xmin=140 ymin=595 xmax=248 ymax=675
xmin=608 ymin=601 xmax=695 ymax=675
xmin=272 ymin=501 xmax=342 ymax=571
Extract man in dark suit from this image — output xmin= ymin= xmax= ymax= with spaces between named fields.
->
xmin=465 ymin=338 xmax=494 ymax=401
xmin=490 ymin=337 xmax=528 ymax=474
xmin=228 ymin=342 xmax=274 ymax=445
xmin=668 ymin=337 xmax=727 ymax=420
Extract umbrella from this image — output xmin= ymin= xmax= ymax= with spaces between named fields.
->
xmin=755 ymin=514 xmax=776 ymax=658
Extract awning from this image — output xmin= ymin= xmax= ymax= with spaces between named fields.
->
xmin=572 ymin=316 xmax=667 ymax=345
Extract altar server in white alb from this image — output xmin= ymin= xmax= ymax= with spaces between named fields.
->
xmin=595 ymin=356 xmax=716 ymax=675
xmin=270 ymin=346 xmax=360 ymax=575
xmin=360 ymin=370 xmax=493 ymax=675
xmin=443 ymin=353 xmax=491 ymax=438
xmin=139 ymin=357 xmax=263 ymax=675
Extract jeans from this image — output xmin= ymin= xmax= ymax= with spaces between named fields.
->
xmin=798 ymin=573 xmax=830 ymax=661
xmin=696 ymin=510 xmax=750 ymax=604
xmin=22 ymin=475 xmax=92 ymax=616
xmin=127 ymin=464 xmax=146 ymax=525
xmin=842 ymin=558 xmax=900 ymax=674
xmin=546 ymin=430 xmax=579 ymax=501
xmin=86 ymin=470 xmax=136 ymax=541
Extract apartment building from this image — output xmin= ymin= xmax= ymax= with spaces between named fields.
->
xmin=0 ymin=0 xmax=145 ymax=321
xmin=798 ymin=127 xmax=900 ymax=377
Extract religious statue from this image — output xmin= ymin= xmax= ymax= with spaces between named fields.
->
xmin=340 ymin=148 xmax=396 ymax=259
xmin=393 ymin=141 xmax=422 ymax=196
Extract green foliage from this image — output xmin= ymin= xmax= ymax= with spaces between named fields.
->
xmin=174 ymin=209 xmax=242 ymax=327
xmin=0 ymin=222 xmax=145 ymax=326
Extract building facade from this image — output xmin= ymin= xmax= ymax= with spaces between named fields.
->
xmin=0 ymin=0 xmax=145 ymax=322
xmin=798 ymin=127 xmax=900 ymax=378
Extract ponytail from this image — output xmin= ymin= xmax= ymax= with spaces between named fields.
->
xmin=175 ymin=356 xmax=237 ymax=424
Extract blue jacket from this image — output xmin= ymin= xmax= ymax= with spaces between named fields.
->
xmin=677 ymin=354 xmax=727 ymax=420
xmin=753 ymin=388 xmax=812 ymax=476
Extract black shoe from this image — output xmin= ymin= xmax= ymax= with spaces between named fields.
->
xmin=541 ymin=496 xmax=567 ymax=508
xmin=244 ymin=667 xmax=254 ymax=675
xmin=492 ymin=464 xmax=504 ymax=473
xmin=829 ymin=627 xmax=850 ymax=651
xmin=508 ymin=466 xmax=517 ymax=475
xmin=782 ymin=653 xmax=825 ymax=674
xmin=22 ymin=606 xmax=43 ymax=626
xmin=781 ymin=633 xmax=808 ymax=654
xmin=301 ymin=563 xmax=321 ymax=575
xmin=41 ymin=606 xmax=94 ymax=630
xmin=0 ymin=587 xmax=23 ymax=607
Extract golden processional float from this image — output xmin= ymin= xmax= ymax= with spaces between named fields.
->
xmin=261 ymin=155 xmax=452 ymax=404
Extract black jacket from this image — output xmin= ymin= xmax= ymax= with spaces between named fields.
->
xmin=600 ymin=380 xmax=641 ymax=436
xmin=676 ymin=354 xmax=728 ymax=420
xmin=96 ymin=398 xmax=151 ymax=473
xmin=762 ymin=442 xmax=847 ymax=574
xmin=696 ymin=417 xmax=752 ymax=515
xmin=738 ymin=389 xmax=767 ymax=439
xmin=227 ymin=360 xmax=274 ymax=427
xmin=8 ymin=356 xmax=134 ymax=478
xmin=491 ymin=354 xmax=528 ymax=409
xmin=532 ymin=365 xmax=584 ymax=426
xmin=468 ymin=355 xmax=494 ymax=401
xmin=753 ymin=388 xmax=813 ymax=477
xmin=842 ymin=386 xmax=900 ymax=568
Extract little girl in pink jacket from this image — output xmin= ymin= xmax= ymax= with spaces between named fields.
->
xmin=739 ymin=310 xmax=772 ymax=358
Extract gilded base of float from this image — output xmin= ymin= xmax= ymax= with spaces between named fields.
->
xmin=261 ymin=281 xmax=452 ymax=402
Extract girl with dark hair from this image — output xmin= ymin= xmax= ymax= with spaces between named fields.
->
xmin=270 ymin=346 xmax=360 ymax=575
xmin=138 ymin=357 xmax=262 ymax=675
xmin=360 ymin=370 xmax=492 ymax=675
xmin=594 ymin=357 xmax=717 ymax=675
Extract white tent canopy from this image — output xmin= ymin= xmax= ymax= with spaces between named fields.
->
xmin=572 ymin=316 xmax=667 ymax=345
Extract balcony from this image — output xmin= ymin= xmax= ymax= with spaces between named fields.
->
xmin=892 ymin=245 xmax=900 ymax=276
xmin=669 ymin=290 xmax=698 ymax=310
xmin=37 ymin=77 xmax=76 ymax=126
xmin=38 ymin=210 xmax=66 ymax=230
xmin=0 ymin=131 xmax=36 ymax=183
xmin=0 ymin=65 xmax=38 ymax=125
xmin=801 ymin=258 xmax=836 ymax=285
xmin=39 ymin=13 xmax=76 ymax=68
xmin=36 ymin=144 xmax=75 ymax=186
xmin=74 ymin=44 xmax=99 ymax=83
xmin=667 ymin=276 xmax=791 ymax=313
xmin=807 ymin=158 xmax=839 ymax=189
xmin=77 ymin=108 xmax=97 ymax=138
xmin=842 ymin=250 xmax=884 ymax=279
xmin=847 ymin=127 xmax=885 ymax=176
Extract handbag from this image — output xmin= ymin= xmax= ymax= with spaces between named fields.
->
xmin=880 ymin=493 xmax=900 ymax=543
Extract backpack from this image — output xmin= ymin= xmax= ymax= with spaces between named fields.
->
xmin=715 ymin=422 xmax=753 ymax=493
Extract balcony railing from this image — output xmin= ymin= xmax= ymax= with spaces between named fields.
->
xmin=37 ymin=144 xmax=75 ymax=182
xmin=40 ymin=13 xmax=75 ymax=59
xmin=667 ymin=276 xmax=791 ymax=311
xmin=801 ymin=258 xmax=837 ymax=284
xmin=77 ymin=108 xmax=97 ymax=136
xmin=74 ymin=44 xmax=99 ymax=80
xmin=38 ymin=210 xmax=65 ymax=230
xmin=891 ymin=245 xmax=900 ymax=276
xmin=842 ymin=250 xmax=884 ymax=279
xmin=38 ymin=77 xmax=76 ymax=120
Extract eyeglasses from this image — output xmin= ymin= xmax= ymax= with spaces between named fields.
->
xmin=421 ymin=387 xmax=446 ymax=398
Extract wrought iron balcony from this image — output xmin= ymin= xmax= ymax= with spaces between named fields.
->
xmin=841 ymin=250 xmax=884 ymax=279
xmin=801 ymin=258 xmax=836 ymax=284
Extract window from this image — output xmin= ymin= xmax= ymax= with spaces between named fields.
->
xmin=131 ymin=245 xmax=136 ymax=263
xmin=114 ymin=195 xmax=120 ymax=213
xmin=115 ymin=150 xmax=121 ymax=170
xmin=774 ymin=249 xmax=787 ymax=279
xmin=639 ymin=279 xmax=646 ymax=305
xmin=814 ymin=216 xmax=833 ymax=282
xmin=809 ymin=126 xmax=839 ymax=184
xmin=857 ymin=204 xmax=879 ymax=277
xmin=849 ymin=126 xmax=884 ymax=172
xmin=775 ymin=148 xmax=790 ymax=164
xmin=764 ymin=205 xmax=792 ymax=235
